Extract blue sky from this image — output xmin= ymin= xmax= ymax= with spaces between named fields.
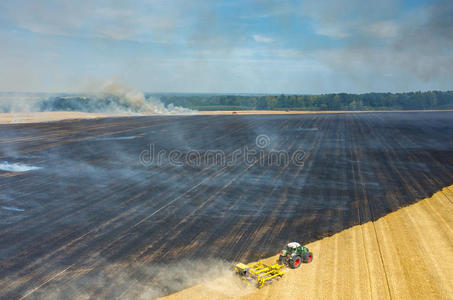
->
xmin=0 ymin=0 xmax=451 ymax=94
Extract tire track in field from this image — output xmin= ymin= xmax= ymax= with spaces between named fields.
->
xmin=134 ymin=118 xmax=294 ymax=262
xmin=163 ymin=118 xmax=295 ymax=261
xmin=237 ymin=116 xmax=323 ymax=261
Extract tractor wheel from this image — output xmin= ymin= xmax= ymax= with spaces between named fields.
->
xmin=290 ymin=255 xmax=302 ymax=269
xmin=303 ymin=252 xmax=313 ymax=263
xmin=278 ymin=255 xmax=285 ymax=265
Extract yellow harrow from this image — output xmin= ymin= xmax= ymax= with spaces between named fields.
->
xmin=234 ymin=261 xmax=285 ymax=288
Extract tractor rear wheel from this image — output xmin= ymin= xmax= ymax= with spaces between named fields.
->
xmin=290 ymin=255 xmax=302 ymax=269
xmin=303 ymin=252 xmax=313 ymax=263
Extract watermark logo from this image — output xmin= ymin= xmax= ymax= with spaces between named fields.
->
xmin=139 ymin=134 xmax=305 ymax=168
xmin=255 ymin=134 xmax=271 ymax=149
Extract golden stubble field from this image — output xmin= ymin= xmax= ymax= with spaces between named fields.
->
xmin=0 ymin=111 xmax=129 ymax=124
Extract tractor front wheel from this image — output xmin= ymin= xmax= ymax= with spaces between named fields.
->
xmin=290 ymin=255 xmax=302 ymax=269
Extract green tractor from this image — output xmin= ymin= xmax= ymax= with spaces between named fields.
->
xmin=278 ymin=242 xmax=313 ymax=269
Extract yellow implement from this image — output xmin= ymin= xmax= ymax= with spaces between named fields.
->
xmin=234 ymin=261 xmax=285 ymax=288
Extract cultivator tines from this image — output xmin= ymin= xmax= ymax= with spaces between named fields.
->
xmin=234 ymin=261 xmax=285 ymax=288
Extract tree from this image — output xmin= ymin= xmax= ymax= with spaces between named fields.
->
xmin=266 ymin=95 xmax=277 ymax=110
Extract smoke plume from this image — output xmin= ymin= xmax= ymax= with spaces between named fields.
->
xmin=0 ymin=79 xmax=196 ymax=115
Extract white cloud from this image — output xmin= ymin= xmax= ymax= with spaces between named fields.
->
xmin=366 ymin=21 xmax=398 ymax=38
xmin=314 ymin=25 xmax=350 ymax=39
xmin=185 ymin=47 xmax=304 ymax=59
xmin=2 ymin=0 xmax=191 ymax=42
xmin=253 ymin=34 xmax=274 ymax=43
xmin=264 ymin=48 xmax=305 ymax=58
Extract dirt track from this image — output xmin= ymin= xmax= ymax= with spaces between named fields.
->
xmin=3 ymin=110 xmax=451 ymax=125
xmin=164 ymin=185 xmax=453 ymax=300
xmin=199 ymin=109 xmax=453 ymax=115
xmin=1 ymin=112 xmax=452 ymax=299
xmin=0 ymin=111 xmax=131 ymax=124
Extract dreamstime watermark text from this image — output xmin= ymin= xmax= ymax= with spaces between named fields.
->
xmin=139 ymin=134 xmax=306 ymax=168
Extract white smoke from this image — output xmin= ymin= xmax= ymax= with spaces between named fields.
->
xmin=1 ymin=206 xmax=25 ymax=212
xmin=0 ymin=161 xmax=42 ymax=172
xmin=0 ymin=94 xmax=42 ymax=113
xmin=92 ymin=78 xmax=196 ymax=115
xmin=0 ymin=78 xmax=197 ymax=115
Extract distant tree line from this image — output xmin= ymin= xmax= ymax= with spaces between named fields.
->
xmin=158 ymin=91 xmax=453 ymax=111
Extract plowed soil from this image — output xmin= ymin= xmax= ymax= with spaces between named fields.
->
xmin=0 ymin=112 xmax=452 ymax=299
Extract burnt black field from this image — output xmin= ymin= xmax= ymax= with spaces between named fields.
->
xmin=1 ymin=112 xmax=453 ymax=299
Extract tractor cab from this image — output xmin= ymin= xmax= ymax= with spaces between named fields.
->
xmin=286 ymin=242 xmax=301 ymax=253
xmin=279 ymin=241 xmax=313 ymax=268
